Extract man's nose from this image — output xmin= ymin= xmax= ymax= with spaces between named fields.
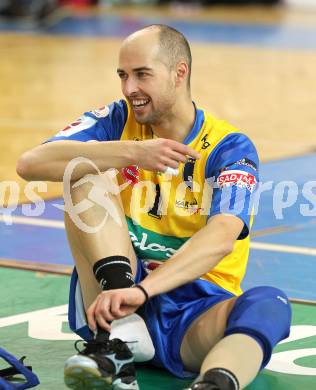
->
xmin=123 ymin=77 xmax=139 ymax=96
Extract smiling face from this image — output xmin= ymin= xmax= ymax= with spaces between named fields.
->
xmin=118 ymin=29 xmax=178 ymax=126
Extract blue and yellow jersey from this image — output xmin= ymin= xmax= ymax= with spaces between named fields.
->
xmin=47 ymin=100 xmax=259 ymax=296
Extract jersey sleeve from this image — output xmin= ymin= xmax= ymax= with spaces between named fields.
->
xmin=44 ymin=100 xmax=128 ymax=143
xmin=205 ymin=133 xmax=259 ymax=239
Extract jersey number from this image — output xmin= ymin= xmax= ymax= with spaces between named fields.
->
xmin=148 ymin=184 xmax=162 ymax=219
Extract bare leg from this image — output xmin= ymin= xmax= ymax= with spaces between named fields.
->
xmin=200 ymin=334 xmax=263 ymax=389
xmin=180 ymin=297 xmax=263 ymax=389
xmin=63 ymin=173 xmax=155 ymax=363
xmin=64 ymin=173 xmax=137 ymax=309
xmin=63 ymin=176 xmax=146 ymax=389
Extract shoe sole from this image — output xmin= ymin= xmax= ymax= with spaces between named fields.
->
xmin=64 ymin=365 xmax=112 ymax=390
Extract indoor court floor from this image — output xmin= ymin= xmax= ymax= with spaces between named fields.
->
xmin=0 ymin=2 xmax=316 ymax=389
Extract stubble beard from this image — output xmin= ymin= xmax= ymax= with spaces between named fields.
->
xmin=142 ymin=96 xmax=176 ymax=127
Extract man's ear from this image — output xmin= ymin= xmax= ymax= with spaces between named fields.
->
xmin=175 ymin=61 xmax=189 ymax=86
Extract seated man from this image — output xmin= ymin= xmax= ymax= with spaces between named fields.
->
xmin=17 ymin=24 xmax=292 ymax=390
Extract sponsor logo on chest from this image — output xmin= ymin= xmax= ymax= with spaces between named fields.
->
xmin=121 ymin=165 xmax=140 ymax=185
xmin=129 ymin=231 xmax=177 ymax=258
xmin=174 ymin=198 xmax=203 ymax=214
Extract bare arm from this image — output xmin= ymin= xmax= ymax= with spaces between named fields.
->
xmin=139 ymin=214 xmax=244 ymax=297
xmin=16 ymin=138 xmax=200 ymax=182
xmin=16 ymin=140 xmax=137 ymax=182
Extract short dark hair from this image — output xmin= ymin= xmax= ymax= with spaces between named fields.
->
xmin=143 ymin=24 xmax=192 ymax=88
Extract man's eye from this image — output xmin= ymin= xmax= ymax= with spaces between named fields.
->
xmin=137 ymin=72 xmax=147 ymax=78
xmin=118 ymin=73 xmax=127 ymax=80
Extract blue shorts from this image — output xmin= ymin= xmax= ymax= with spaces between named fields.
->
xmin=68 ymin=258 xmax=234 ymax=378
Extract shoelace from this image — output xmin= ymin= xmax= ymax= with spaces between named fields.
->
xmin=74 ymin=338 xmax=138 ymax=355
xmin=74 ymin=339 xmax=110 ymax=354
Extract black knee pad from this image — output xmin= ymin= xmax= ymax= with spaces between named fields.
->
xmin=224 ymin=286 xmax=292 ymax=368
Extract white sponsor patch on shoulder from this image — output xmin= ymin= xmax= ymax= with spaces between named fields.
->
xmin=56 ymin=115 xmax=97 ymax=137
xmin=217 ymin=169 xmax=257 ymax=193
xmin=91 ymin=105 xmax=110 ymax=118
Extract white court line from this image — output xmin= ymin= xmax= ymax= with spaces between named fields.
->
xmin=0 ymin=215 xmax=64 ymax=229
xmin=1 ymin=215 xmax=316 ymax=256
xmin=251 ymin=242 xmax=316 ymax=257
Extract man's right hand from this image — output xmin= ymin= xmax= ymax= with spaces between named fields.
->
xmin=133 ymin=138 xmax=201 ymax=173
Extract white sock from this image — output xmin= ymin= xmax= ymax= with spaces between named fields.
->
xmin=110 ymin=313 xmax=155 ymax=362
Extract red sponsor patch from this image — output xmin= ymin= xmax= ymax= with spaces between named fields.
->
xmin=217 ymin=169 xmax=257 ymax=192
xmin=121 ymin=165 xmax=139 ymax=185
xmin=56 ymin=115 xmax=97 ymax=137
xmin=62 ymin=120 xmax=81 ymax=131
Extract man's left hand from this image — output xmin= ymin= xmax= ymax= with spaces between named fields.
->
xmin=87 ymin=287 xmax=146 ymax=332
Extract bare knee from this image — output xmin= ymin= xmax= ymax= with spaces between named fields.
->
xmin=180 ymin=297 xmax=237 ymax=372
xmin=65 ymin=172 xmax=126 ymax=229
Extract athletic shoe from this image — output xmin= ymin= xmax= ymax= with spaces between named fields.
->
xmin=64 ymin=336 xmax=139 ymax=390
xmin=185 ymin=384 xmax=219 ymax=390
xmin=185 ymin=383 xmax=219 ymax=390
xmin=185 ymin=368 xmax=239 ymax=390
xmin=184 ymin=374 xmax=221 ymax=390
